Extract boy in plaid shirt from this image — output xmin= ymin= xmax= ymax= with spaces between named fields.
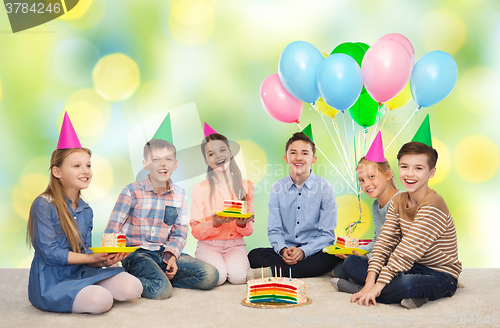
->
xmin=106 ymin=139 xmax=218 ymax=299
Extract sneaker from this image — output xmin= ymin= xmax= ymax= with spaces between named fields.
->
xmin=401 ymin=298 xmax=428 ymax=309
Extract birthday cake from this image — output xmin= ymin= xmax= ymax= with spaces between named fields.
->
xmin=101 ymin=233 xmax=127 ymax=247
xmin=223 ymin=200 xmax=248 ymax=214
xmin=246 ymin=277 xmax=306 ymax=305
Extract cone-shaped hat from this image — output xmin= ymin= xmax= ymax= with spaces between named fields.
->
xmin=302 ymin=123 xmax=313 ymax=142
xmin=57 ymin=112 xmax=82 ymax=149
xmin=203 ymin=122 xmax=218 ymax=137
xmin=411 ymin=114 xmax=432 ymax=147
xmin=152 ymin=113 xmax=173 ymax=143
xmin=365 ymin=131 xmax=385 ymax=163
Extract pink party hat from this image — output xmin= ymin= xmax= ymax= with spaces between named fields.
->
xmin=57 ymin=112 xmax=82 ymax=149
xmin=203 ymin=122 xmax=218 ymax=137
xmin=365 ymin=131 xmax=384 ymax=163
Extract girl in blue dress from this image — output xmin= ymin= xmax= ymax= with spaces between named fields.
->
xmin=27 ymin=147 xmax=143 ymax=313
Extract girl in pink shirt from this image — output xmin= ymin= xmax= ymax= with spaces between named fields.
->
xmin=190 ymin=133 xmax=254 ymax=285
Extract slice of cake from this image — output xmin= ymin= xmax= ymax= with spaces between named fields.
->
xmin=101 ymin=233 xmax=127 ymax=247
xmin=336 ymin=236 xmax=359 ymax=249
xmin=223 ymin=200 xmax=248 ymax=214
xmin=246 ymin=278 xmax=306 ymax=305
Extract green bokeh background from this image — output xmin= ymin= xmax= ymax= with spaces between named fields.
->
xmin=0 ymin=0 xmax=499 ymax=268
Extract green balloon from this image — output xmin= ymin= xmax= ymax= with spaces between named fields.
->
xmin=331 ymin=42 xmax=366 ymax=67
xmin=332 ymin=42 xmax=370 ymax=93
xmin=355 ymin=42 xmax=370 ymax=52
xmin=348 ymin=92 xmax=385 ymax=128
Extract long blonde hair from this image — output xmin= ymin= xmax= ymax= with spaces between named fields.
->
xmin=26 ymin=148 xmax=92 ymax=253
xmin=357 ymin=156 xmax=398 ymax=190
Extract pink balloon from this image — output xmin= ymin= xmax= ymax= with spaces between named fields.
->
xmin=361 ymin=39 xmax=412 ymax=103
xmin=260 ymin=74 xmax=303 ymax=123
xmin=379 ymin=33 xmax=415 ymax=66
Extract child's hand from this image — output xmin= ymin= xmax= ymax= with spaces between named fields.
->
xmin=289 ymin=247 xmax=305 ymax=262
xmin=352 ymin=250 xmax=366 ymax=257
xmin=335 ymin=254 xmax=348 ymax=259
xmin=235 ymin=215 xmax=254 ymax=227
xmin=165 ymin=256 xmax=178 ymax=280
xmin=281 ymin=248 xmax=296 ymax=265
xmin=213 ymin=214 xmax=235 ymax=227
xmin=90 ymin=252 xmax=109 ymax=264
xmin=351 ymin=283 xmax=385 ymax=307
xmin=103 ymin=252 xmax=129 ymax=266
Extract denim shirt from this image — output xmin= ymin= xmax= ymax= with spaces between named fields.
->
xmin=267 ymin=172 xmax=337 ymax=258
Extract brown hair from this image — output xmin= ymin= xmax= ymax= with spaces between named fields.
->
xmin=397 ymin=142 xmax=438 ymax=169
xmin=201 ymin=133 xmax=247 ymax=203
xmin=285 ymin=132 xmax=316 ymax=156
xmin=27 ymin=148 xmax=92 ymax=253
xmin=143 ymin=139 xmax=177 ymax=160
xmin=357 ymin=157 xmax=398 ymax=190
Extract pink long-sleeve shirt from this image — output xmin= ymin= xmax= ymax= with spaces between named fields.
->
xmin=190 ymin=179 xmax=254 ymax=241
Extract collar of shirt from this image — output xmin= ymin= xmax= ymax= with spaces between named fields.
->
xmin=65 ymin=197 xmax=90 ymax=214
xmin=285 ymin=170 xmax=317 ymax=190
xmin=143 ymin=175 xmax=176 ymax=195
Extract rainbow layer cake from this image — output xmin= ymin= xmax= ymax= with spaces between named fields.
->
xmin=336 ymin=236 xmax=372 ymax=249
xmin=223 ymin=200 xmax=248 ymax=214
xmin=101 ymin=233 xmax=126 ymax=247
xmin=246 ymin=277 xmax=306 ymax=305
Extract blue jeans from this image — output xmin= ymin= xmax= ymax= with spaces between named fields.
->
xmin=122 ymin=248 xmax=219 ymax=300
xmin=343 ymin=255 xmax=457 ymax=304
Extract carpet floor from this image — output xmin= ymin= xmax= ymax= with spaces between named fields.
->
xmin=1 ymin=268 xmax=499 ymax=328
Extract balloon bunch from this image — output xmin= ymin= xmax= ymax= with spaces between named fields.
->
xmin=260 ymin=33 xmax=458 ymax=196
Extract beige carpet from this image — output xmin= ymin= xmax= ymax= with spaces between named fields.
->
xmin=2 ymin=268 xmax=499 ymax=328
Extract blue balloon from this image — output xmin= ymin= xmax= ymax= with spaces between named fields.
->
xmin=278 ymin=41 xmax=324 ymax=103
xmin=410 ymin=51 xmax=458 ymax=108
xmin=316 ymin=53 xmax=363 ymax=111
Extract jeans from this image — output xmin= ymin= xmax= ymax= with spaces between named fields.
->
xmin=248 ymin=247 xmax=341 ymax=278
xmin=343 ymin=255 xmax=458 ymax=304
xmin=333 ymin=260 xmax=348 ymax=280
xmin=122 ymin=248 xmax=219 ymax=300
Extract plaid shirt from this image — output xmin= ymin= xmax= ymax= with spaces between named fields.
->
xmin=105 ymin=176 xmax=188 ymax=264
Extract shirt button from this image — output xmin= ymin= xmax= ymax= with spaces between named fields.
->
xmin=295 ymin=235 xmax=298 ymax=238
xmin=298 ymin=207 xmax=300 ymax=209
xmin=299 ymin=193 xmax=301 ymax=196
xmin=297 ymin=222 xmax=299 ymax=224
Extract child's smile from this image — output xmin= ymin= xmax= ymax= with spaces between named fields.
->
xmin=205 ymin=140 xmax=231 ymax=172
xmin=284 ymin=140 xmax=317 ymax=181
xmin=398 ymin=153 xmax=436 ymax=195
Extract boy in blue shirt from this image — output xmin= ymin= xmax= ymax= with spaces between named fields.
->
xmin=248 ymin=130 xmax=341 ymax=278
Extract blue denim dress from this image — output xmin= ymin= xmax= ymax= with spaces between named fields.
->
xmin=28 ymin=196 xmax=124 ymax=313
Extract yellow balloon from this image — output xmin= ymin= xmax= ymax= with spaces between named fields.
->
xmin=313 ymin=98 xmax=339 ymax=118
xmin=384 ymin=82 xmax=412 ymax=110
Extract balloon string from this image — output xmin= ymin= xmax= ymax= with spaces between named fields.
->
xmin=352 ymin=132 xmax=362 ymax=225
xmin=296 ymin=122 xmax=358 ymax=196
xmin=353 ymin=119 xmax=359 ymax=166
xmin=363 ymin=127 xmax=367 ymax=157
xmin=320 ymin=113 xmax=354 ymax=182
xmin=379 ymin=107 xmax=391 ymax=133
xmin=370 ymin=104 xmax=384 ymax=147
xmin=332 ymin=117 xmax=354 ymax=179
xmin=341 ymin=112 xmax=352 ymax=171
xmin=385 ymin=107 xmax=419 ymax=152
